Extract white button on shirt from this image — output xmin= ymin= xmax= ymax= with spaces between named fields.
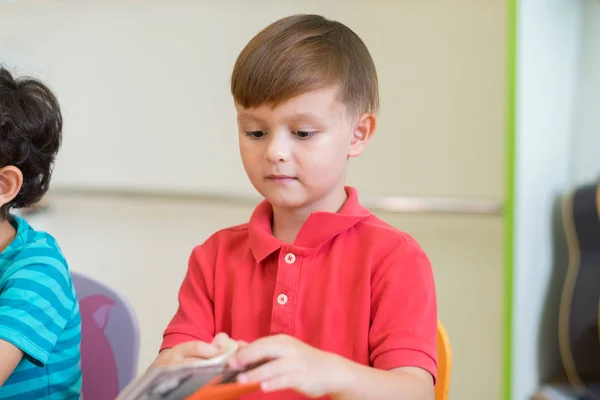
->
xmin=277 ymin=294 xmax=288 ymax=305
xmin=284 ymin=253 xmax=296 ymax=264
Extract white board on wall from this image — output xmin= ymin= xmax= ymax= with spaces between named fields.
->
xmin=0 ymin=0 xmax=506 ymax=200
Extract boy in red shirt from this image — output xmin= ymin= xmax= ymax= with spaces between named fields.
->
xmin=154 ymin=14 xmax=437 ymax=399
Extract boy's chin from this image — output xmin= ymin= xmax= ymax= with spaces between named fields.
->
xmin=264 ymin=196 xmax=308 ymax=211
xmin=259 ymin=188 xmax=310 ymax=211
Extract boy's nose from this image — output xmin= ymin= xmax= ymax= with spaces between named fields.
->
xmin=265 ymin=132 xmax=291 ymax=163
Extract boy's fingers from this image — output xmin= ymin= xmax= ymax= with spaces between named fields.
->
xmin=237 ymin=358 xmax=289 ymax=385
xmin=178 ymin=341 xmax=222 ymax=359
xmin=231 ymin=337 xmax=287 ymax=367
xmin=212 ymin=332 xmax=231 ymax=348
xmin=260 ymin=374 xmax=295 ymax=393
xmin=157 ymin=358 xmax=205 ymax=367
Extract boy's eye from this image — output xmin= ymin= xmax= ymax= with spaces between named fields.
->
xmin=246 ymin=131 xmax=266 ymax=139
xmin=293 ymin=131 xmax=315 ymax=139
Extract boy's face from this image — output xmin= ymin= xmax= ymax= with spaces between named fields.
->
xmin=236 ymin=87 xmax=374 ymax=213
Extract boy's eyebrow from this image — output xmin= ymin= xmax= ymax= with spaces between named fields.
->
xmin=237 ymin=112 xmax=328 ymax=127
xmin=237 ymin=113 xmax=264 ymax=124
xmin=283 ymin=113 xmax=327 ymax=126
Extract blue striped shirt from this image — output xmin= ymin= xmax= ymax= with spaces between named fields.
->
xmin=0 ymin=216 xmax=81 ymax=399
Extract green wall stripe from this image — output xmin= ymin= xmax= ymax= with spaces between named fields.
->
xmin=503 ymin=0 xmax=517 ymax=399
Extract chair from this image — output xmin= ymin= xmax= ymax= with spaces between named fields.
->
xmin=72 ymin=271 xmax=140 ymax=400
xmin=435 ymin=320 xmax=452 ymax=400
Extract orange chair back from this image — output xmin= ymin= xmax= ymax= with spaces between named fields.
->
xmin=435 ymin=320 xmax=452 ymax=400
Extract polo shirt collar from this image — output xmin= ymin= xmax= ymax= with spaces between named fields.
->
xmin=248 ymin=186 xmax=371 ymax=263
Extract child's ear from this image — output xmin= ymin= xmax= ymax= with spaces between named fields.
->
xmin=348 ymin=113 xmax=376 ymax=158
xmin=0 ymin=166 xmax=23 ymax=207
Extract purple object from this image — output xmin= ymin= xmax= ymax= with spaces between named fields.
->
xmin=72 ymin=271 xmax=140 ymax=400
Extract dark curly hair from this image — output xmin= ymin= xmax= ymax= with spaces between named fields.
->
xmin=0 ymin=66 xmax=62 ymax=219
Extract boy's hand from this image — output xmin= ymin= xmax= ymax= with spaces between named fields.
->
xmin=229 ymin=334 xmax=344 ymax=398
xmin=151 ymin=333 xmax=231 ymax=367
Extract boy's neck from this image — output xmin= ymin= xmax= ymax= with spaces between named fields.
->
xmin=0 ymin=218 xmax=16 ymax=253
xmin=271 ymin=187 xmax=349 ymax=243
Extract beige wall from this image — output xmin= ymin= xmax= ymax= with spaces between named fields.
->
xmin=0 ymin=0 xmax=506 ymax=200
xmin=3 ymin=1 xmax=508 ymax=399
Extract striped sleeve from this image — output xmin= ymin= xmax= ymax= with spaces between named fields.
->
xmin=0 ymin=248 xmax=75 ymax=367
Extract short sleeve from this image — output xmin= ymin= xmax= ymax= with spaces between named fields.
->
xmin=0 ymin=259 xmax=76 ymax=367
xmin=161 ymin=244 xmax=216 ymax=351
xmin=369 ymin=237 xmax=438 ymax=381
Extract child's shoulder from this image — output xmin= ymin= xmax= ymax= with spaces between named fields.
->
xmin=1 ymin=215 xmax=69 ymax=282
xmin=9 ymin=215 xmax=64 ymax=252
xmin=360 ymin=213 xmax=425 ymax=251
xmin=207 ymin=221 xmax=250 ymax=243
xmin=190 ymin=221 xmax=251 ymax=253
xmin=355 ymin=213 xmax=431 ymax=275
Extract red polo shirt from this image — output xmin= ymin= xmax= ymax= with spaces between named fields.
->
xmin=161 ymin=186 xmax=437 ymax=398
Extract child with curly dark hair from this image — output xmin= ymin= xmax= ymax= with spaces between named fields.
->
xmin=0 ymin=66 xmax=81 ymax=399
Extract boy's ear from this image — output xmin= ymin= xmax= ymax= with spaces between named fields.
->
xmin=0 ymin=166 xmax=23 ymax=207
xmin=348 ymin=113 xmax=376 ymax=158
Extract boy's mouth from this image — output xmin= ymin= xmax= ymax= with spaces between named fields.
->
xmin=266 ymin=174 xmax=297 ymax=181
